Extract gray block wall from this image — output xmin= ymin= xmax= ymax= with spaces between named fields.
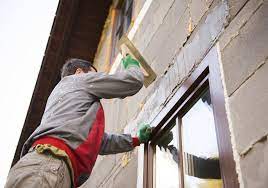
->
xmin=219 ymin=0 xmax=268 ymax=187
xmin=85 ymin=0 xmax=268 ymax=187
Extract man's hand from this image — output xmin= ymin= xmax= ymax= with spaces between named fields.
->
xmin=156 ymin=130 xmax=173 ymax=149
xmin=137 ymin=123 xmax=152 ymax=143
xmin=121 ymin=55 xmax=140 ymax=69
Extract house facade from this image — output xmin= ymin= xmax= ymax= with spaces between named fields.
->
xmin=87 ymin=0 xmax=268 ymax=187
xmin=13 ymin=0 xmax=268 ymax=188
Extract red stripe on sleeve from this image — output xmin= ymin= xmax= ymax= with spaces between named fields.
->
xmin=132 ymin=137 xmax=140 ymax=147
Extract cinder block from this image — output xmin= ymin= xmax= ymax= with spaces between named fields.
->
xmin=115 ymin=152 xmax=126 ymax=165
xmin=100 ymin=178 xmax=114 ymax=188
xmin=227 ymin=0 xmax=248 ymax=19
xmin=147 ymin=90 xmax=164 ymax=116
xmin=125 ymin=87 xmax=149 ymax=123
xmin=162 ymin=73 xmax=174 ymax=102
xmin=124 ymin=118 xmax=139 ymax=136
xmin=85 ymin=155 xmax=116 ymax=187
xmin=103 ymin=87 xmax=149 ymax=135
xmin=117 ymin=99 xmax=128 ymax=131
xmin=174 ymin=49 xmax=187 ymax=83
xmin=220 ymin=1 xmax=268 ymax=96
xmin=189 ymin=0 xmax=211 ymax=28
xmin=112 ymin=154 xmax=138 ymax=188
xmin=220 ymin=0 xmax=264 ymax=50
xmin=228 ymin=61 xmax=268 ymax=154
xmin=102 ymin=99 xmax=120 ymax=132
xmin=183 ymin=1 xmax=228 ymax=73
xmin=144 ymin=0 xmax=189 ymax=75
xmin=133 ymin=0 xmax=176 ymax=52
xmin=240 ymin=138 xmax=268 ymax=188
xmin=166 ymin=61 xmax=181 ymax=93
xmin=134 ymin=90 xmax=158 ymax=124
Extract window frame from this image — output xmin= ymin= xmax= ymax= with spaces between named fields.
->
xmin=143 ymin=47 xmax=239 ymax=188
xmin=110 ymin=0 xmax=134 ymax=65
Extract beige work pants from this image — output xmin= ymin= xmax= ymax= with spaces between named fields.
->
xmin=5 ymin=150 xmax=71 ymax=188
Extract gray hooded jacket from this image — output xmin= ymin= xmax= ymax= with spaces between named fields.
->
xmin=21 ymin=66 xmax=144 ymax=185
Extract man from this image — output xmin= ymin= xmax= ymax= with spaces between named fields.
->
xmin=5 ymin=55 xmax=152 ymax=188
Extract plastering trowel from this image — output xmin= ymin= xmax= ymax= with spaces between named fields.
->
xmin=118 ymin=35 xmax=157 ymax=87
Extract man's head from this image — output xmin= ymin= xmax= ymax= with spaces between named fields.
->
xmin=61 ymin=58 xmax=97 ymax=79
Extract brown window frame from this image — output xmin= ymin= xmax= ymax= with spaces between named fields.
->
xmin=143 ymin=48 xmax=239 ymax=188
xmin=110 ymin=0 xmax=134 ymax=65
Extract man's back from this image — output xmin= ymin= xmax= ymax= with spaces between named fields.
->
xmin=22 ymin=66 xmax=144 ymax=156
xmin=6 ymin=57 xmax=145 ymax=188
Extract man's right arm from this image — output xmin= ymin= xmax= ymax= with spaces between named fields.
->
xmin=99 ymin=133 xmax=139 ymax=155
xmin=83 ymin=56 xmax=144 ymax=99
xmin=99 ymin=124 xmax=152 ymax=155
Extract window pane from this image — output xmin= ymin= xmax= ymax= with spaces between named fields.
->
xmin=181 ymin=89 xmax=223 ymax=188
xmin=155 ymin=122 xmax=180 ymax=188
xmin=124 ymin=0 xmax=133 ymax=32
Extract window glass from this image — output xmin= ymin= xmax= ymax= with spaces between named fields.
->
xmin=112 ymin=0 xmax=133 ymax=61
xmin=181 ymin=89 xmax=223 ymax=188
xmin=155 ymin=122 xmax=180 ymax=188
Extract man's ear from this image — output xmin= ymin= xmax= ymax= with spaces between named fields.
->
xmin=75 ymin=68 xmax=84 ymax=75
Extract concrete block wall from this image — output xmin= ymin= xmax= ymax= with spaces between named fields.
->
xmin=218 ymin=0 xmax=268 ymax=187
xmin=85 ymin=0 xmax=267 ymax=187
xmin=85 ymin=151 xmax=138 ymax=187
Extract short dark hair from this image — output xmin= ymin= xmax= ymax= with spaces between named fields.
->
xmin=61 ymin=58 xmax=97 ymax=78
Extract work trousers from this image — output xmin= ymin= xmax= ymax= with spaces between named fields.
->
xmin=5 ymin=150 xmax=71 ymax=188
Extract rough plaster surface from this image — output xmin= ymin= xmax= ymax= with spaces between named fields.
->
xmin=220 ymin=0 xmax=264 ymax=50
xmin=112 ymin=154 xmax=138 ymax=188
xmin=189 ymin=0 xmax=210 ymax=28
xmin=102 ymin=99 xmax=120 ymax=132
xmin=240 ymin=136 xmax=268 ymax=188
xmin=86 ymin=155 xmax=116 ymax=187
xmin=227 ymin=0 xmax=248 ymax=19
xmin=132 ymin=0 xmax=176 ymax=52
xmin=228 ymin=60 xmax=268 ymax=155
xmin=85 ymin=151 xmax=138 ymax=187
xmin=220 ymin=0 xmax=268 ymax=96
xmin=145 ymin=3 xmax=189 ymax=75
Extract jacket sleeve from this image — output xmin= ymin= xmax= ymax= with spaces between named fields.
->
xmin=84 ymin=66 xmax=144 ymax=99
xmin=99 ymin=133 xmax=135 ymax=155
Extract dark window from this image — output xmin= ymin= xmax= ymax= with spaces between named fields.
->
xmin=112 ymin=0 xmax=133 ymax=62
